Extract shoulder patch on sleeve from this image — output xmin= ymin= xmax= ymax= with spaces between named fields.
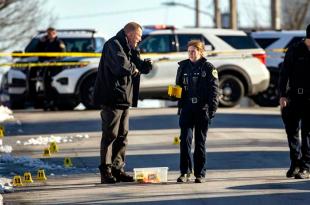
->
xmin=212 ymin=69 xmax=218 ymax=79
xmin=60 ymin=43 xmax=65 ymax=49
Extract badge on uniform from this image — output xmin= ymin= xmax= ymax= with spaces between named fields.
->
xmin=212 ymin=69 xmax=218 ymax=78
xmin=201 ymin=71 xmax=206 ymax=78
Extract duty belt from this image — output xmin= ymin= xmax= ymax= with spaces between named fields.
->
xmin=290 ymin=88 xmax=310 ymax=96
xmin=187 ymin=97 xmax=198 ymax=104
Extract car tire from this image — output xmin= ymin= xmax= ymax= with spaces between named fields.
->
xmin=9 ymin=95 xmax=25 ymax=109
xmin=80 ymin=76 xmax=99 ymax=110
xmin=252 ymin=73 xmax=279 ymax=107
xmin=219 ymin=74 xmax=244 ymax=107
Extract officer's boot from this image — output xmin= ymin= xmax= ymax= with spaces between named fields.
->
xmin=177 ymin=173 xmax=191 ymax=183
xmin=286 ymin=163 xmax=300 ymax=178
xmin=112 ymin=167 xmax=134 ymax=182
xmin=99 ymin=165 xmax=117 ymax=184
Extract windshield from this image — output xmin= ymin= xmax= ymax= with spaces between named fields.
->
xmin=25 ymin=37 xmax=105 ymax=52
xmin=217 ymin=35 xmax=260 ymax=49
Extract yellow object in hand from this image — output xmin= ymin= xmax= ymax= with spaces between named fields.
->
xmin=167 ymin=85 xmax=182 ymax=98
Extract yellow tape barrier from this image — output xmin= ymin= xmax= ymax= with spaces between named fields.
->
xmin=0 ymin=48 xmax=286 ymax=58
xmin=0 ymin=61 xmax=90 ymax=68
xmin=0 ymin=48 xmax=288 ymax=68
xmin=0 ymin=52 xmax=101 ymax=57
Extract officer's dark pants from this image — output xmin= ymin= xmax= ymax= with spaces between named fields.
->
xmin=100 ymin=106 xmax=129 ymax=171
xmin=43 ymin=67 xmax=57 ymax=107
xmin=179 ymin=101 xmax=209 ymax=177
xmin=281 ymin=97 xmax=310 ymax=170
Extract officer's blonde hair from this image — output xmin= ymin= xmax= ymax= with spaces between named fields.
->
xmin=187 ymin=40 xmax=205 ymax=56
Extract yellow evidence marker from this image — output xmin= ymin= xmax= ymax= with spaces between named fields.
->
xmin=49 ymin=142 xmax=59 ymax=153
xmin=64 ymin=157 xmax=73 ymax=168
xmin=23 ymin=172 xmax=34 ymax=183
xmin=37 ymin=169 xmax=47 ymax=181
xmin=43 ymin=147 xmax=51 ymax=157
xmin=12 ymin=175 xmax=23 ymax=186
xmin=173 ymin=136 xmax=180 ymax=145
xmin=0 ymin=125 xmax=5 ymax=138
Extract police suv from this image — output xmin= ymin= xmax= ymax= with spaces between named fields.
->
xmin=5 ymin=26 xmax=270 ymax=109
xmin=251 ymin=30 xmax=306 ymax=106
xmin=4 ymin=29 xmax=105 ymax=109
xmin=139 ymin=26 xmax=270 ymax=107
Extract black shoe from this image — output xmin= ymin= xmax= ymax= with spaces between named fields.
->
xmin=112 ymin=169 xmax=134 ymax=182
xmin=99 ymin=165 xmax=117 ymax=184
xmin=177 ymin=174 xmax=190 ymax=183
xmin=295 ymin=169 xmax=310 ymax=179
xmin=286 ymin=166 xmax=300 ymax=178
xmin=195 ymin=176 xmax=205 ymax=183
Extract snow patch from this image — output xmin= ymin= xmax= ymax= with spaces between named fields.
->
xmin=22 ymin=134 xmax=90 ymax=146
xmin=0 ymin=105 xmax=14 ymax=123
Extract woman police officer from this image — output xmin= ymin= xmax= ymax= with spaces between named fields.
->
xmin=175 ymin=40 xmax=219 ymax=183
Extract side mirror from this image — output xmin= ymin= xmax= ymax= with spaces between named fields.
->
xmin=205 ymin=45 xmax=213 ymax=51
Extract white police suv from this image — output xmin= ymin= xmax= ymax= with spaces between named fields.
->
xmin=5 ymin=26 xmax=270 ymax=109
xmin=4 ymin=29 xmax=105 ymax=109
xmin=139 ymin=26 xmax=270 ymax=107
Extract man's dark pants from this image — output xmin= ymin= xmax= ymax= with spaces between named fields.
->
xmin=281 ymin=96 xmax=310 ymax=170
xmin=100 ymin=106 xmax=129 ymax=171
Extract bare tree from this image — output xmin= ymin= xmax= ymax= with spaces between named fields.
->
xmin=0 ymin=0 xmax=49 ymax=51
xmin=282 ymin=0 xmax=310 ymax=30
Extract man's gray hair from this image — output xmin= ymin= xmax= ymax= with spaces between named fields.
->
xmin=124 ymin=22 xmax=142 ymax=34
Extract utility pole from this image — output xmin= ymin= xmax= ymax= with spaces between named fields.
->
xmin=271 ymin=0 xmax=281 ymax=30
xmin=229 ymin=0 xmax=237 ymax=30
xmin=195 ymin=0 xmax=200 ymax=27
xmin=214 ymin=0 xmax=221 ymax=28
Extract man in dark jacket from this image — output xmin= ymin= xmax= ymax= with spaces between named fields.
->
xmin=93 ymin=22 xmax=152 ymax=184
xmin=279 ymin=24 xmax=310 ymax=179
xmin=35 ymin=27 xmax=66 ymax=110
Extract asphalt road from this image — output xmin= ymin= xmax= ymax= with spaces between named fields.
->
xmin=2 ymin=107 xmax=310 ymax=205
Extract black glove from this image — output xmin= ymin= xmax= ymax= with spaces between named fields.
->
xmin=140 ymin=58 xmax=153 ymax=74
xmin=208 ymin=111 xmax=215 ymax=120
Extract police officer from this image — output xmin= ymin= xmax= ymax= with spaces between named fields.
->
xmin=279 ymin=24 xmax=310 ymax=179
xmin=93 ymin=22 xmax=152 ymax=184
xmin=35 ymin=27 xmax=66 ymax=110
xmin=175 ymin=40 xmax=219 ymax=183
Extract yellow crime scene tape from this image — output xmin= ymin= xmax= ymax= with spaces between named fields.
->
xmin=0 ymin=52 xmax=101 ymax=57
xmin=0 ymin=61 xmax=91 ymax=68
xmin=0 ymin=48 xmax=288 ymax=69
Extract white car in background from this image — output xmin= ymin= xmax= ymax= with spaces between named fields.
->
xmin=4 ymin=29 xmax=105 ymax=109
xmin=139 ymin=27 xmax=270 ymax=107
xmin=4 ymin=27 xmax=270 ymax=109
xmin=251 ymin=30 xmax=306 ymax=106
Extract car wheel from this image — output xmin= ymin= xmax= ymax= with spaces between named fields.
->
xmin=9 ymin=95 xmax=25 ymax=109
xmin=219 ymin=74 xmax=244 ymax=107
xmin=252 ymin=73 xmax=279 ymax=107
xmin=80 ymin=76 xmax=99 ymax=110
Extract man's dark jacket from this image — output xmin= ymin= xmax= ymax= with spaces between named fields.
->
xmin=279 ymin=40 xmax=310 ymax=98
xmin=93 ymin=29 xmax=151 ymax=109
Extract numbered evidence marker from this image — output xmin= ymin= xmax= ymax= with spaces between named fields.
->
xmin=173 ymin=136 xmax=180 ymax=145
xmin=37 ymin=169 xmax=47 ymax=181
xmin=64 ymin=157 xmax=73 ymax=168
xmin=0 ymin=125 xmax=5 ymax=138
xmin=49 ymin=142 xmax=59 ymax=153
xmin=43 ymin=147 xmax=51 ymax=157
xmin=23 ymin=172 xmax=34 ymax=183
xmin=12 ymin=175 xmax=23 ymax=186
